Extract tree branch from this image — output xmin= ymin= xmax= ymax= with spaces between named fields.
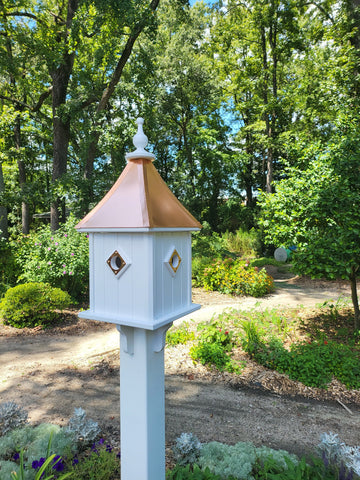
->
xmin=96 ymin=0 xmax=160 ymax=112
xmin=32 ymin=86 xmax=53 ymax=112
xmin=3 ymin=11 xmax=46 ymax=25
xmin=301 ymin=1 xmax=335 ymax=25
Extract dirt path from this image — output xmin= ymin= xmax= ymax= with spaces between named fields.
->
xmin=0 ymin=276 xmax=359 ymax=459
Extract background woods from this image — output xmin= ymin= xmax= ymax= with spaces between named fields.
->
xmin=0 ymin=0 xmax=359 ymax=239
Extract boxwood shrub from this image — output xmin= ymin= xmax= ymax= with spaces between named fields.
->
xmin=0 ymin=282 xmax=72 ymax=328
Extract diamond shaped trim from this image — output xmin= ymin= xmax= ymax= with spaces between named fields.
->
xmin=107 ymin=250 xmax=126 ymax=275
xmin=168 ymin=249 xmax=181 ymax=274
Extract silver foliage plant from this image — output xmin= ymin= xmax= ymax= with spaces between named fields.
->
xmin=0 ymin=401 xmax=28 ymax=436
xmin=198 ymin=440 xmax=298 ymax=480
xmin=173 ymin=432 xmax=202 ymax=466
xmin=318 ymin=432 xmax=360 ymax=476
xmin=66 ymin=407 xmax=100 ymax=446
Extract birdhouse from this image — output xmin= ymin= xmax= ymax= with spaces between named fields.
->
xmin=76 ymin=118 xmax=201 ymax=330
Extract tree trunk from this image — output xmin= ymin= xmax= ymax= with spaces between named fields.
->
xmin=350 ymin=267 xmax=360 ymax=330
xmin=1 ymin=4 xmax=30 ymax=233
xmin=14 ymin=115 xmax=30 ymax=234
xmin=260 ymin=26 xmax=273 ymax=193
xmin=346 ymin=0 xmax=360 ymax=98
xmin=50 ymin=0 xmax=78 ymax=231
xmin=0 ymin=162 xmax=8 ymax=240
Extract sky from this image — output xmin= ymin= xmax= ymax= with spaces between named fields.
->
xmin=189 ymin=0 xmax=218 ymax=5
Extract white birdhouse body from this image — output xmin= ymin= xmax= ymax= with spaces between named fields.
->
xmin=83 ymin=230 xmax=196 ymax=329
xmin=76 ymin=118 xmax=201 ymax=330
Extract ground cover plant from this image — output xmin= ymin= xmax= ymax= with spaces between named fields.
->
xmin=174 ymin=300 xmax=360 ymax=392
xmin=0 ymin=404 xmax=120 ymax=480
xmin=168 ymin=432 xmax=359 ymax=479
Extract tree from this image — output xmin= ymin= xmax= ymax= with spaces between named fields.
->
xmin=0 ymin=0 xmax=161 ymax=231
xmin=211 ymin=0 xmax=305 ymax=195
xmin=258 ymin=118 xmax=360 ymax=329
xmin=139 ymin=0 xmax=235 ymax=229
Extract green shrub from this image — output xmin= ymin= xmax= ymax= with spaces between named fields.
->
xmin=222 ymin=228 xmax=261 ymax=257
xmin=0 ymin=282 xmax=71 ymax=328
xmin=192 ymin=256 xmax=214 ymax=288
xmin=190 ymin=320 xmax=243 ymax=374
xmin=192 ymin=230 xmax=234 ymax=264
xmin=15 ymin=215 xmax=89 ymax=301
xmin=0 ymin=239 xmax=19 ymax=299
xmin=249 ymin=257 xmax=287 ymax=268
xmin=199 ymin=258 xmax=274 ymax=297
xmin=167 ymin=323 xmax=195 ymax=346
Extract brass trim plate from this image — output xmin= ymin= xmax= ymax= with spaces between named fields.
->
xmin=107 ymin=250 xmax=127 ymax=275
xmin=168 ymin=249 xmax=181 ymax=274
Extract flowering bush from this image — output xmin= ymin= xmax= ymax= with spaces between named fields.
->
xmin=199 ymin=258 xmax=274 ymax=298
xmin=15 ymin=215 xmax=89 ymax=301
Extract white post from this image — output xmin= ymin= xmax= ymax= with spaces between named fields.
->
xmin=117 ymin=324 xmax=171 ymax=480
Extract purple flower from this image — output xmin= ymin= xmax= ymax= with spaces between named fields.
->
xmin=48 ymin=261 xmax=52 ymax=265
xmin=47 ymin=247 xmax=51 ymax=251
xmin=32 ymin=457 xmax=46 ymax=470
xmin=55 ymin=242 xmax=58 ymax=246
xmin=62 ymin=264 xmax=66 ymax=268
xmin=106 ymin=444 xmax=112 ymax=453
xmin=63 ymin=271 xmax=66 ymax=275
xmin=13 ymin=452 xmax=20 ymax=461
xmin=52 ymin=456 xmax=65 ymax=472
xmin=64 ymin=234 xmax=68 ymax=238
xmin=72 ymin=456 xmax=79 ymax=466
xmin=98 ymin=439 xmax=105 ymax=445
xmin=71 ymin=253 xmax=74 ymax=256
xmin=69 ymin=271 xmax=73 ymax=275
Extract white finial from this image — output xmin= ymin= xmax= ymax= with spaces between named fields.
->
xmin=125 ymin=117 xmax=155 ymax=161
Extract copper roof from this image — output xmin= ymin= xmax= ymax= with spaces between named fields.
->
xmin=76 ymin=158 xmax=202 ymax=231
